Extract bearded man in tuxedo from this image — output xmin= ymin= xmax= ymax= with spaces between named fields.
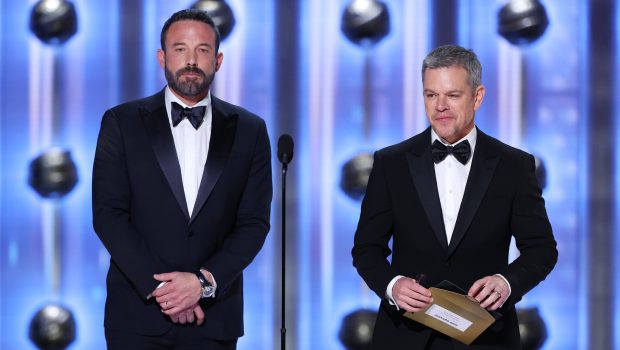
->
xmin=93 ymin=9 xmax=272 ymax=350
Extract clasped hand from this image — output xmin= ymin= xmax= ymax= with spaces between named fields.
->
xmin=150 ymin=271 xmax=204 ymax=325
xmin=392 ymin=274 xmax=509 ymax=313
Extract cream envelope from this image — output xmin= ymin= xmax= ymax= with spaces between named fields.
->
xmin=403 ymin=284 xmax=497 ymax=345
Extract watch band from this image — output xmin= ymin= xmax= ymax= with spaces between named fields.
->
xmin=195 ymin=270 xmax=215 ymax=299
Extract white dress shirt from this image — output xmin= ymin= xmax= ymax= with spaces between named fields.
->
xmin=148 ymin=87 xmax=217 ymax=298
xmin=386 ymin=127 xmax=510 ymax=307
xmin=164 ymin=87 xmax=212 ymax=217
xmin=432 ymin=128 xmax=476 ymax=243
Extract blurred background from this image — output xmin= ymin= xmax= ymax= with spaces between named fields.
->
xmin=0 ymin=0 xmax=615 ymax=349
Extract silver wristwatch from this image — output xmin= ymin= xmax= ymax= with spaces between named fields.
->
xmin=195 ymin=270 xmax=215 ymax=299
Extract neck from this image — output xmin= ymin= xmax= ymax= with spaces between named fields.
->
xmin=169 ymin=88 xmax=209 ymax=107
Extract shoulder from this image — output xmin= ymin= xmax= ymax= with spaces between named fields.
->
xmin=112 ymin=90 xmax=163 ymax=113
xmin=376 ymin=129 xmax=429 ymax=159
xmin=478 ymin=130 xmax=533 ymax=162
xmin=104 ymin=90 xmax=164 ymax=120
xmin=212 ymin=96 xmax=265 ymax=127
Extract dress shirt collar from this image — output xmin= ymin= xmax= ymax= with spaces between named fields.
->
xmin=431 ymin=126 xmax=477 ymax=154
xmin=164 ymin=86 xmax=211 ymax=125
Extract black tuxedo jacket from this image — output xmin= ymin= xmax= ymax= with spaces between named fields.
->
xmin=92 ymin=89 xmax=272 ymax=340
xmin=352 ymin=127 xmax=557 ymax=349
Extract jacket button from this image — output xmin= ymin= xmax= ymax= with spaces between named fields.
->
xmin=187 ymin=230 xmax=194 ymax=237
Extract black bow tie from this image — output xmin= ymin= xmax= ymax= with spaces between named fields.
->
xmin=171 ymin=102 xmax=206 ymax=130
xmin=431 ymin=139 xmax=471 ymax=165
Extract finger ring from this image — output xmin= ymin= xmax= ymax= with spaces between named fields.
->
xmin=165 ymin=301 xmax=169 ymax=308
xmin=495 ymin=291 xmax=501 ymax=298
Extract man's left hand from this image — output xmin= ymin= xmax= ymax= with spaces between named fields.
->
xmin=151 ymin=271 xmax=201 ymax=316
xmin=468 ymin=275 xmax=509 ymax=311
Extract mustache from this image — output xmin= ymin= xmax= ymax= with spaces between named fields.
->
xmin=176 ymin=66 xmax=206 ymax=77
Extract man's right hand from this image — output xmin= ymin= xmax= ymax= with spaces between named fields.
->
xmin=169 ymin=303 xmax=205 ymax=325
xmin=392 ymin=277 xmax=434 ymax=312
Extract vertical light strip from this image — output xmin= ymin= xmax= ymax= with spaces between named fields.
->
xmin=226 ymin=0 xmax=245 ymax=105
xmin=108 ymin=0 xmax=120 ymax=105
xmin=28 ymin=0 xmax=56 ymax=296
xmin=457 ymin=0 xmax=472 ymax=47
xmin=28 ymin=39 xmax=42 ymax=154
xmin=577 ymin=0 xmax=590 ymax=348
xmin=319 ymin=0 xmax=337 ymax=339
xmin=614 ymin=0 xmax=620 ymax=348
xmin=497 ymin=41 xmax=522 ymax=147
xmin=403 ymin=0 xmax=430 ymax=137
xmin=300 ymin=0 xmax=319 ymax=346
xmin=143 ymin=0 xmax=157 ymax=96
xmin=41 ymin=47 xmax=54 ymax=148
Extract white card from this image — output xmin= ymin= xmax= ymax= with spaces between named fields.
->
xmin=425 ymin=304 xmax=473 ymax=332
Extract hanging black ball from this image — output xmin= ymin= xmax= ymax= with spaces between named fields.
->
xmin=29 ymin=0 xmax=78 ymax=45
xmin=498 ymin=0 xmax=549 ymax=45
xmin=533 ymin=155 xmax=547 ymax=191
xmin=340 ymin=152 xmax=374 ymax=201
xmin=517 ymin=306 xmax=548 ymax=350
xmin=341 ymin=0 xmax=390 ymax=47
xmin=29 ymin=304 xmax=77 ymax=350
xmin=191 ymin=0 xmax=236 ymax=41
xmin=338 ymin=308 xmax=377 ymax=350
xmin=28 ymin=148 xmax=78 ymax=199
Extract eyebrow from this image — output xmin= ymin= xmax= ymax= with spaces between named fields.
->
xmin=170 ymin=42 xmax=214 ymax=49
xmin=423 ymin=89 xmax=464 ymax=94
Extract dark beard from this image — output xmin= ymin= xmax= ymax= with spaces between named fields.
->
xmin=164 ymin=65 xmax=214 ymax=97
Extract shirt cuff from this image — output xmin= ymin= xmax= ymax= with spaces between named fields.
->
xmin=146 ymin=281 xmax=167 ymax=299
xmin=494 ymin=274 xmax=512 ymax=297
xmin=386 ymin=275 xmax=405 ymax=310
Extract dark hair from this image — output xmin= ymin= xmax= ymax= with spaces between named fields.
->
xmin=160 ymin=9 xmax=221 ymax=53
xmin=422 ymin=45 xmax=482 ymax=90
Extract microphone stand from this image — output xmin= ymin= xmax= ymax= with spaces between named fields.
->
xmin=281 ymin=159 xmax=288 ymax=350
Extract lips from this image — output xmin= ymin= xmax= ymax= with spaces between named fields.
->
xmin=177 ymin=67 xmax=205 ymax=79
xmin=434 ymin=115 xmax=453 ymax=121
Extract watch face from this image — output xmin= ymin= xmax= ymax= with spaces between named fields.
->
xmin=201 ymin=285 xmax=215 ymax=298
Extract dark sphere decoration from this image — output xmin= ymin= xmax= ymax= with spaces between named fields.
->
xmin=338 ymin=308 xmax=377 ymax=350
xmin=29 ymin=0 xmax=78 ymax=45
xmin=28 ymin=148 xmax=78 ymax=199
xmin=340 ymin=152 xmax=374 ymax=201
xmin=191 ymin=0 xmax=236 ymax=41
xmin=29 ymin=304 xmax=77 ymax=350
xmin=517 ymin=306 xmax=548 ymax=350
xmin=498 ymin=0 xmax=549 ymax=45
xmin=533 ymin=155 xmax=547 ymax=191
xmin=341 ymin=0 xmax=390 ymax=47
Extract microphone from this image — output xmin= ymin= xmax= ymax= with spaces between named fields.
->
xmin=277 ymin=133 xmax=294 ymax=350
xmin=277 ymin=134 xmax=294 ymax=165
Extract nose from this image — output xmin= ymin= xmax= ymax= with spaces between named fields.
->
xmin=187 ymin=51 xmax=197 ymax=66
xmin=435 ymin=95 xmax=449 ymax=111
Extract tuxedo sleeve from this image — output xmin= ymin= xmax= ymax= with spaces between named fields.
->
xmin=352 ymin=151 xmax=397 ymax=300
xmin=503 ymin=154 xmax=558 ymax=304
xmin=92 ymin=110 xmax=168 ymax=299
xmin=203 ymin=120 xmax=272 ymax=295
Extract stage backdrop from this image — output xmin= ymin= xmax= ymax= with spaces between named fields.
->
xmin=0 ymin=0 xmax=613 ymax=349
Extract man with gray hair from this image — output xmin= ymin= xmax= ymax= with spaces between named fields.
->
xmin=352 ymin=44 xmax=557 ymax=349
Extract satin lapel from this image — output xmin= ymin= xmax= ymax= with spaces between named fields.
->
xmin=141 ymin=97 xmax=190 ymax=220
xmin=405 ymin=133 xmax=448 ymax=251
xmin=190 ymin=97 xmax=237 ymax=224
xmin=447 ymin=132 xmax=499 ymax=256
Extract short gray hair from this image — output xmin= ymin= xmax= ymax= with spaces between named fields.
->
xmin=422 ymin=45 xmax=482 ymax=90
